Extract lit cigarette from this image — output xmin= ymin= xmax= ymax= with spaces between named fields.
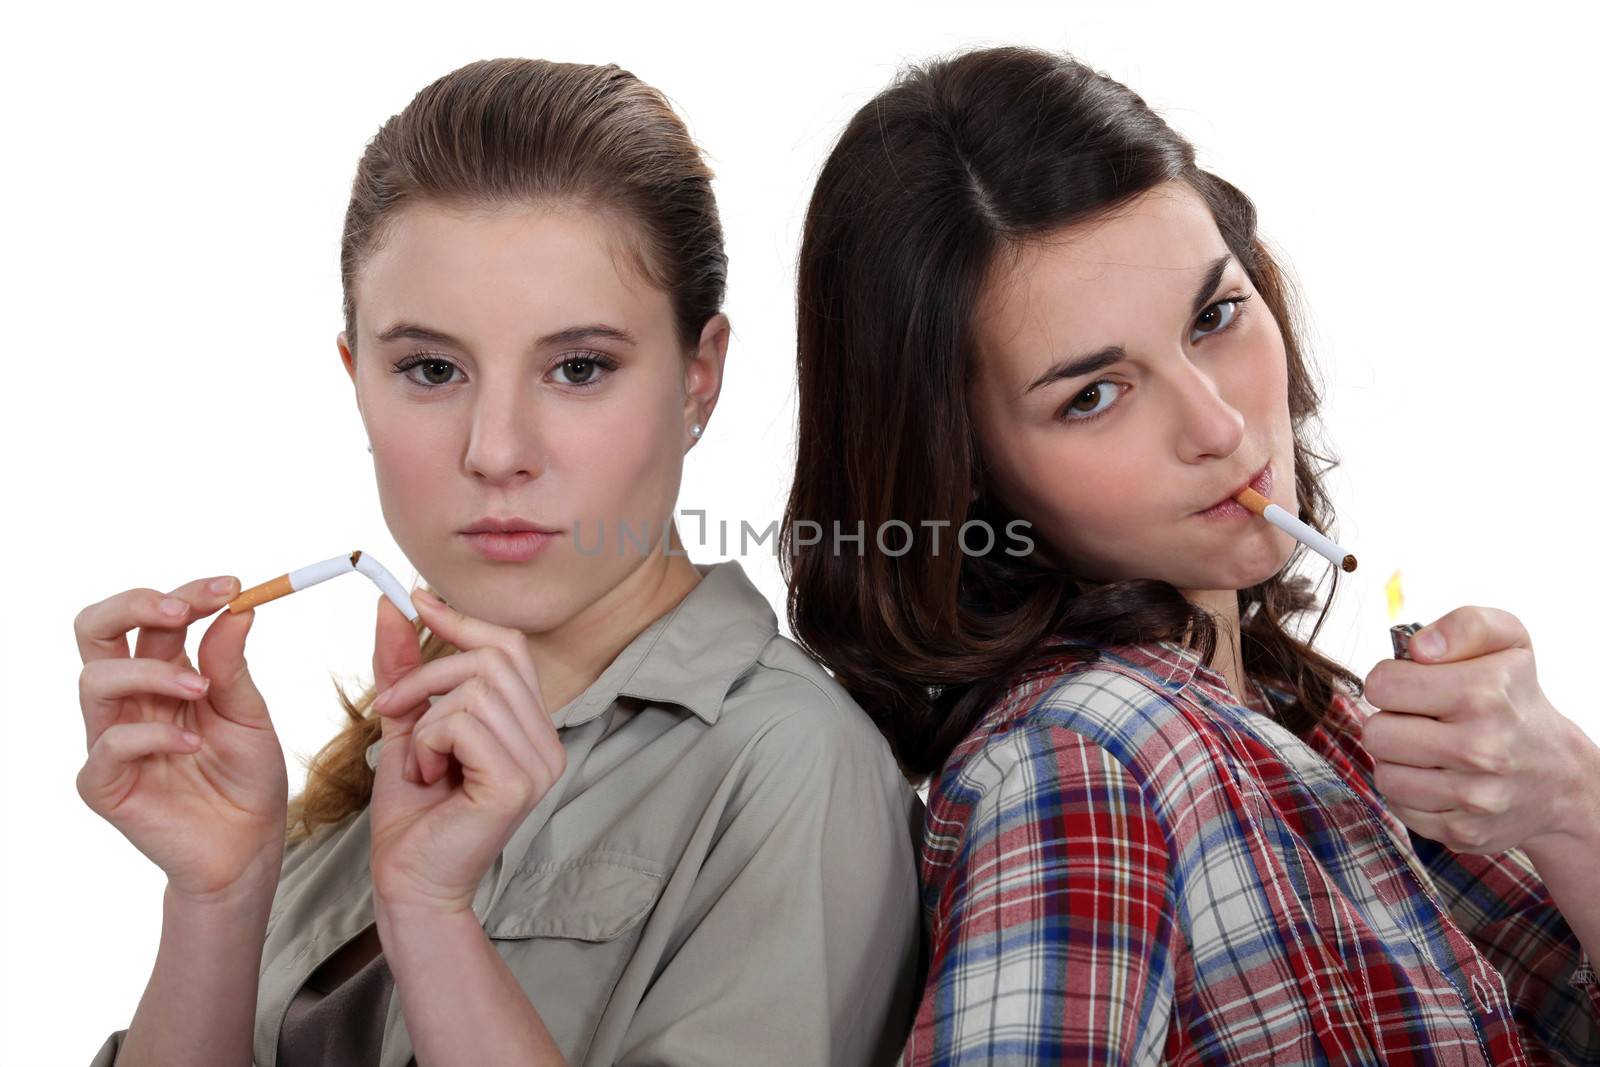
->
xmin=1234 ymin=487 xmax=1358 ymax=573
xmin=226 ymin=549 xmax=419 ymax=621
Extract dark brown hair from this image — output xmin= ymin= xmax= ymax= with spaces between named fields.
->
xmin=288 ymin=57 xmax=727 ymax=845
xmin=781 ymin=45 xmax=1361 ymax=783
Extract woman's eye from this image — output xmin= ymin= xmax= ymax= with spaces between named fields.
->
xmin=1061 ymin=381 xmax=1125 ymax=423
xmin=394 ymin=357 xmax=460 ymax=388
xmin=1190 ymin=294 xmax=1251 ymax=342
xmin=552 ymin=356 xmax=603 ymax=386
xmin=391 ymin=351 xmax=617 ymax=391
xmin=1057 ymin=295 xmax=1252 ymax=426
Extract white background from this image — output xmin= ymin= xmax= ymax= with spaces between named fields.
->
xmin=4 ymin=2 xmax=1596 ymax=1061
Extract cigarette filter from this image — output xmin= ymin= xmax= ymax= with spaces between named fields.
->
xmin=1234 ymin=487 xmax=1358 ymax=573
xmin=226 ymin=549 xmax=418 ymax=621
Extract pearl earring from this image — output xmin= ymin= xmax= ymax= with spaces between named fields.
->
xmin=690 ymin=423 xmax=703 ymax=438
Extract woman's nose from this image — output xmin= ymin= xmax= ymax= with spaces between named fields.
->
xmin=1169 ymin=360 xmax=1246 ymax=463
xmin=463 ymin=401 xmax=547 ymax=483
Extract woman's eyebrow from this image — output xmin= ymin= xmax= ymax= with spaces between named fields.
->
xmin=1020 ymin=252 xmax=1234 ymax=397
xmin=537 ymin=323 xmax=639 ymax=347
xmin=374 ymin=321 xmax=639 ymax=348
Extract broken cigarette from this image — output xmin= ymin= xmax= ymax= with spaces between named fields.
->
xmin=226 ymin=549 xmax=418 ymax=621
xmin=1234 ymin=487 xmax=1358 ymax=573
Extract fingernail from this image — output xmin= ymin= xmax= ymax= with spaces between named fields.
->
xmin=160 ymin=597 xmax=187 ymax=616
xmin=374 ymin=689 xmax=394 ymax=710
xmin=1414 ymin=630 xmax=1444 ymax=658
xmin=414 ymin=590 xmax=439 ymax=607
xmin=210 ymin=577 xmax=238 ymax=595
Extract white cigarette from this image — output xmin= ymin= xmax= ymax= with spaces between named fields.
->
xmin=1234 ymin=488 xmax=1358 ymax=573
xmin=225 ymin=549 xmax=419 ymax=620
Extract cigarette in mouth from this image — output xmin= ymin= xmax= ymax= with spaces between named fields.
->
xmin=1233 ymin=487 xmax=1358 ymax=573
xmin=225 ymin=549 xmax=419 ymax=621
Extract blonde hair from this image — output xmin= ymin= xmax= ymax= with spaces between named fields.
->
xmin=286 ymin=56 xmax=727 ymax=845
xmin=284 ymin=613 xmax=458 ymax=846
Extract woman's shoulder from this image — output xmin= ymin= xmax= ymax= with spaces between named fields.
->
xmin=952 ymin=646 xmax=1211 ymax=776
xmin=713 ymin=630 xmax=908 ymax=780
xmin=917 ymin=673 xmax=1178 ymax=895
xmin=932 ymin=643 xmax=1267 ymax=832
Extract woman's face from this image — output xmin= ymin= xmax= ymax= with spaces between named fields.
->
xmin=967 ymin=179 xmax=1298 ymax=602
xmin=340 ymin=200 xmax=722 ymax=633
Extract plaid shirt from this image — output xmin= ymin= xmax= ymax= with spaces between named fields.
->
xmin=904 ymin=639 xmax=1600 ymax=1065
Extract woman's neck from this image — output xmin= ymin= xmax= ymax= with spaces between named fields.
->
xmin=1180 ymin=587 xmax=1246 ymax=703
xmin=525 ymin=525 xmax=703 ymax=717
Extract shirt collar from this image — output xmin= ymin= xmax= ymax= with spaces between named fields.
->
xmin=1048 ymin=635 xmax=1291 ymax=709
xmin=551 ymin=558 xmax=777 ymax=729
xmin=1047 ymin=635 xmax=1206 ymax=692
xmin=364 ymin=559 xmax=776 ymax=769
xmin=1097 ymin=638 xmax=1309 ymax=719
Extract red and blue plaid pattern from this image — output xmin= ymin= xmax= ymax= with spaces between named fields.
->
xmin=903 ymin=640 xmax=1599 ymax=1065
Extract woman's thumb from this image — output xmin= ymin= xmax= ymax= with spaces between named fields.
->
xmin=373 ymin=594 xmax=421 ymax=693
xmin=196 ymin=608 xmax=270 ymax=727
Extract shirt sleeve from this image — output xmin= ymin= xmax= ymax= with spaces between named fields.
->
xmin=1408 ymin=832 xmax=1600 ymax=1064
xmin=88 ymin=1029 xmax=125 ymax=1066
xmin=902 ymin=725 xmax=1178 ymax=1066
xmin=613 ymin=701 xmax=924 ymax=1067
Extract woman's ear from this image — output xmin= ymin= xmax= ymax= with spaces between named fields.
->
xmin=684 ymin=313 xmax=730 ymax=439
xmin=338 ymin=330 xmax=357 ymax=385
xmin=338 ymin=330 xmax=366 ymax=430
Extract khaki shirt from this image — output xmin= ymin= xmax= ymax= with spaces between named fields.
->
xmin=92 ymin=559 xmax=925 ymax=1066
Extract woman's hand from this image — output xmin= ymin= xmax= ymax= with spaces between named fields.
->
xmin=367 ymin=590 xmax=567 ymax=918
xmin=1360 ymin=605 xmax=1598 ymax=856
xmin=74 ymin=576 xmax=288 ymax=901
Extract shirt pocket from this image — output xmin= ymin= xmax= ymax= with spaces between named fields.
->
xmin=483 ymin=850 xmax=666 ymax=1060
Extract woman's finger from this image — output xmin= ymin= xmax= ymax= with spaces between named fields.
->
xmin=74 ymin=577 xmax=234 ymax=666
xmin=1362 ymin=651 xmax=1524 ymax=723
xmin=373 ymin=649 xmax=476 ymax=720
xmin=1388 ymin=803 xmax=1500 ymax=854
xmin=411 ymin=680 xmax=547 ymax=787
xmin=413 ymin=707 xmax=534 ymax=808
xmin=78 ymin=657 xmax=212 ymax=750
xmin=1376 ymin=761 xmax=1510 ymax=818
xmin=1360 ymin=710 xmax=1487 ymax=772
xmin=375 ymin=647 xmax=534 ymax=749
xmin=1409 ymin=605 xmax=1532 ymax=665
xmin=133 ymin=577 xmax=241 ymax=664
xmin=76 ymin=721 xmax=203 ymax=808
xmin=411 ymin=593 xmax=542 ymax=697
xmin=1387 ymin=804 xmax=1450 ymax=844
xmin=1372 ymin=761 xmax=1459 ymax=814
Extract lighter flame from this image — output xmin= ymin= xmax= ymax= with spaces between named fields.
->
xmin=1385 ymin=570 xmax=1405 ymax=622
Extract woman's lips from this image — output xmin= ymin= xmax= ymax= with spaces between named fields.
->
xmin=462 ymin=530 xmax=561 ymax=561
xmin=1197 ymin=463 xmax=1272 ymax=520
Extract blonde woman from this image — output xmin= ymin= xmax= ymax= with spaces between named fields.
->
xmin=78 ymin=58 xmax=921 ymax=1067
